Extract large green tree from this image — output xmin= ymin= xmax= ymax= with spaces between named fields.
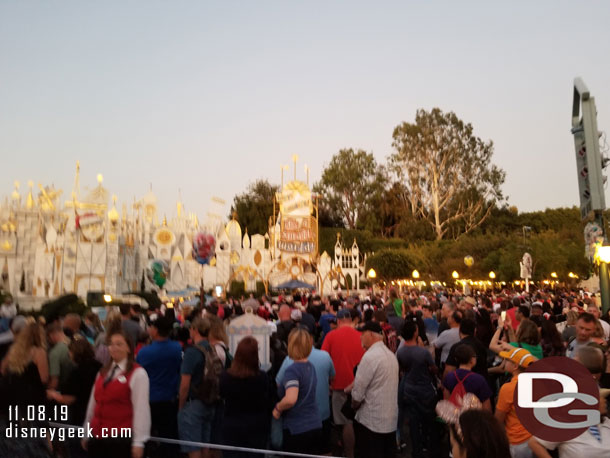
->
xmin=314 ymin=148 xmax=386 ymax=230
xmin=230 ymin=179 xmax=279 ymax=235
xmin=391 ymin=108 xmax=506 ymax=240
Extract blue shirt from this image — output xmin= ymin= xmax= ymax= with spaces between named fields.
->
xmin=277 ymin=348 xmax=335 ymax=421
xmin=423 ymin=317 xmax=439 ymax=336
xmin=319 ymin=313 xmax=336 ymax=338
xmin=137 ymin=339 xmax=183 ymax=402
xmin=179 ymin=341 xmax=210 ymax=399
xmin=278 ymin=361 xmax=321 ymax=434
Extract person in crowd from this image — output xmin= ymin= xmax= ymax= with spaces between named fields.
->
xmin=515 ymin=305 xmax=530 ymax=323
xmin=83 ymin=311 xmax=104 ymax=342
xmin=0 ymin=314 xmax=27 ymax=362
xmin=437 ymin=301 xmax=456 ymax=336
xmin=63 ymin=313 xmax=85 ymax=340
xmin=562 ymin=310 xmax=580 ymax=342
xmin=120 ymin=303 xmax=145 ymax=348
xmin=444 ymin=318 xmax=489 ymax=383
xmin=591 ymin=321 xmax=609 ymax=348
xmin=448 ymin=408 xmax=512 ymax=458
xmin=47 ymin=322 xmax=74 ymax=391
xmin=47 ymin=338 xmax=101 ymax=458
xmin=275 ymin=304 xmax=296 ymax=344
xmin=540 ymin=318 xmax=565 ymax=357
xmin=567 ymin=313 xmax=597 ymax=358
xmin=83 ymin=330 xmax=151 ymax=458
xmin=389 ymin=289 xmax=405 ymax=318
xmin=273 ymin=328 xmax=322 ymax=455
xmin=491 ymin=316 xmax=543 ymax=360
xmin=422 ymin=304 xmax=439 ymax=343
xmin=136 ymin=316 xmax=182 ymax=458
xmin=475 ymin=297 xmax=494 ymax=347
xmin=47 ymin=338 xmax=102 ymax=425
xmin=94 ymin=311 xmax=122 ymax=365
xmin=220 ymin=336 xmax=273 ymax=458
xmin=510 ymin=319 xmax=543 ymax=359
xmin=349 ymin=321 xmax=399 ymax=458
xmin=319 ymin=299 xmax=338 ymax=343
xmin=396 ymin=320 xmax=439 ymax=458
xmin=178 ymin=317 xmax=218 ymax=458
xmin=385 ymin=303 xmax=405 ymax=334
xmin=443 ymin=344 xmax=493 ymax=410
xmin=0 ymin=322 xmax=48 ymax=416
xmin=495 ymin=347 xmax=536 ymax=458
xmin=434 ymin=310 xmax=463 ymax=368
xmin=207 ymin=315 xmax=231 ymax=367
xmin=321 ymin=308 xmax=364 ymax=458
xmin=587 ymin=303 xmax=610 ymax=340
xmin=529 ymin=346 xmax=610 ymax=457
xmin=277 ymin=327 xmax=335 ymax=455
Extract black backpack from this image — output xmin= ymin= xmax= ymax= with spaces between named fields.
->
xmin=193 ymin=343 xmax=224 ymax=404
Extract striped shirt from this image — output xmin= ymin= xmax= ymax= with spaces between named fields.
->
xmin=352 ymin=341 xmax=399 ymax=433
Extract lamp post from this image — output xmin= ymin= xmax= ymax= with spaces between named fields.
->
xmin=412 ymin=269 xmax=420 ymax=291
xmin=595 ymin=246 xmax=610 ymax=314
xmin=452 ymin=271 xmax=460 ymax=293
xmin=367 ymin=268 xmax=377 ymax=295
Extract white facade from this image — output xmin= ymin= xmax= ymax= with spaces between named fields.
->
xmin=0 ymin=172 xmax=368 ymax=306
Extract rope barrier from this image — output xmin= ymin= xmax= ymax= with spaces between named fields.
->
xmin=48 ymin=422 xmax=344 ymax=458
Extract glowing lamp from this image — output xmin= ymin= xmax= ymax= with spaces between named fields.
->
xmin=596 ymin=246 xmax=610 ymax=264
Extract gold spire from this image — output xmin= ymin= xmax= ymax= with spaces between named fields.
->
xmin=26 ymin=181 xmax=35 ymax=210
xmin=108 ymin=195 xmax=119 ymax=223
xmin=11 ymin=181 xmax=20 ymax=201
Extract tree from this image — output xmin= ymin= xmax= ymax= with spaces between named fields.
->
xmin=314 ymin=149 xmax=386 ymax=230
xmin=391 ymin=108 xmax=506 ymax=240
xmin=365 ymin=249 xmax=416 ymax=281
xmin=230 ymin=179 xmax=279 ymax=235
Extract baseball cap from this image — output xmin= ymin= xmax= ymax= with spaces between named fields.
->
xmin=337 ymin=309 xmax=351 ymax=320
xmin=360 ymin=321 xmax=383 ymax=335
xmin=499 ymin=347 xmax=535 ymax=368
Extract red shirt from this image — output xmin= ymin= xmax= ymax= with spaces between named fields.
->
xmin=506 ymin=307 xmax=520 ymax=330
xmin=321 ymin=325 xmax=364 ymax=390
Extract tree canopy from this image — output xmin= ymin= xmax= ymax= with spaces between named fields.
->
xmin=391 ymin=108 xmax=506 ymax=240
xmin=230 ymin=179 xmax=279 ymax=235
xmin=314 ymin=149 xmax=386 ymax=230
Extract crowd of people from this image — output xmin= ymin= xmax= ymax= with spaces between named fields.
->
xmin=0 ymin=287 xmax=608 ymax=458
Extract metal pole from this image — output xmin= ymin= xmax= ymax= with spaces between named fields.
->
xmin=600 ymin=262 xmax=610 ymax=315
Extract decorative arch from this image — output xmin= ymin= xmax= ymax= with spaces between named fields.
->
xmin=225 ymin=266 xmax=268 ymax=295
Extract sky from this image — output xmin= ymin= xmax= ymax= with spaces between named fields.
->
xmin=2 ymin=1 xmax=610 ymax=223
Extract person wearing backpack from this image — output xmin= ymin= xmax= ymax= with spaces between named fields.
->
xmin=442 ymin=344 xmax=492 ymax=410
xmin=178 ymin=317 xmax=223 ymax=458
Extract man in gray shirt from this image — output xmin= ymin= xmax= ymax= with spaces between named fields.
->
xmin=120 ymin=303 xmax=145 ymax=348
xmin=350 ymin=321 xmax=399 ymax=458
xmin=433 ymin=310 xmax=462 ymax=367
xmin=567 ymin=312 xmax=596 ymax=358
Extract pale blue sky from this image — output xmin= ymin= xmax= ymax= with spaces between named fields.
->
xmin=2 ymin=1 xmax=610 ymax=222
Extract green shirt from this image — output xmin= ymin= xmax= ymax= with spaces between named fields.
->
xmin=393 ymin=299 xmax=403 ymax=317
xmin=49 ymin=341 xmax=74 ymax=390
xmin=509 ymin=341 xmax=543 ymax=360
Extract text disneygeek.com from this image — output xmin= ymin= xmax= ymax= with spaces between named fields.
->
xmin=4 ymin=423 xmax=132 ymax=441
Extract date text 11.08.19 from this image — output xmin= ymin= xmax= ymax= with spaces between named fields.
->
xmin=8 ymin=405 xmax=68 ymax=422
